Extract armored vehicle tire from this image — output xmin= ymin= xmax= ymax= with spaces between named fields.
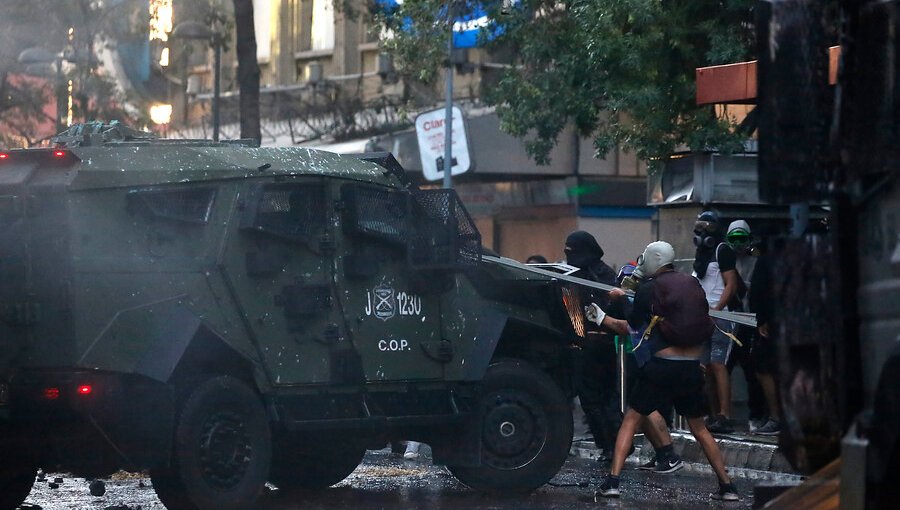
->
xmin=152 ymin=376 xmax=272 ymax=510
xmin=0 ymin=441 xmax=36 ymax=510
xmin=269 ymin=436 xmax=366 ymax=492
xmin=449 ymin=360 xmax=573 ymax=493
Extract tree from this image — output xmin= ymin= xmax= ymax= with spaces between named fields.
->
xmin=372 ymin=0 xmax=755 ymax=165
xmin=232 ymin=0 xmax=261 ymax=142
xmin=0 ymin=0 xmax=142 ymax=146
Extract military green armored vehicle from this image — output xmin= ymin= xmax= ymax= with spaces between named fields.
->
xmin=0 ymin=123 xmax=587 ymax=510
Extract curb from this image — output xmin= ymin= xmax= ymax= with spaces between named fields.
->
xmin=571 ymin=433 xmax=805 ymax=484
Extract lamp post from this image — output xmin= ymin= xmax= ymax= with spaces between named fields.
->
xmin=18 ymin=47 xmax=68 ymax=134
xmin=171 ymin=21 xmax=222 ymax=142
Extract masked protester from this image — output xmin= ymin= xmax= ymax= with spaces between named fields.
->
xmin=692 ymin=211 xmax=741 ymax=434
xmin=589 ymin=241 xmax=740 ymax=502
xmin=604 ymin=260 xmax=686 ymax=475
xmin=564 ymin=231 xmax=620 ymax=462
xmin=723 ymin=220 xmax=767 ymax=432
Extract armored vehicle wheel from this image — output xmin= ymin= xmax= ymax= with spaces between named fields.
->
xmin=449 ymin=360 xmax=572 ymax=493
xmin=150 ymin=466 xmax=197 ymax=510
xmin=0 ymin=441 xmax=36 ymax=510
xmin=153 ymin=376 xmax=271 ymax=510
xmin=269 ymin=436 xmax=366 ymax=492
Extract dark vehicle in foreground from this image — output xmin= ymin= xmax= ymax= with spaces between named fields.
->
xmin=0 ymin=123 xmax=586 ymax=510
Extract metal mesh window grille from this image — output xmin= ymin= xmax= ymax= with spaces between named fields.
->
xmin=127 ymin=187 xmax=216 ymax=224
xmin=340 ymin=184 xmax=408 ymax=244
xmin=409 ymin=189 xmax=481 ymax=269
xmin=253 ymin=184 xmax=327 ymax=241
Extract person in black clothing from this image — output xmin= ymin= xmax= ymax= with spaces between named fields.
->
xmin=564 ymin=231 xmax=620 ymax=460
xmin=748 ymin=251 xmax=781 ymax=435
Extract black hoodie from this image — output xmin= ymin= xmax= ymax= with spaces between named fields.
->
xmin=565 ymin=231 xmax=617 ymax=288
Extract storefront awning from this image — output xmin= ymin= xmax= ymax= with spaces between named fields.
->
xmin=696 ymin=46 xmax=840 ymax=105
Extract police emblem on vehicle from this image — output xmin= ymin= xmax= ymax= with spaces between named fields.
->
xmin=367 ymin=284 xmax=396 ymax=321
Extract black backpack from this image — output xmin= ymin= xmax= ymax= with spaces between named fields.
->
xmin=650 ymin=271 xmax=715 ymax=347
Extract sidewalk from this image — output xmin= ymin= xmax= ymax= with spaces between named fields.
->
xmin=570 ymin=408 xmax=803 ymax=483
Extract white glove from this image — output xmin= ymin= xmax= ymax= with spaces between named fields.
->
xmin=584 ymin=303 xmax=607 ymax=326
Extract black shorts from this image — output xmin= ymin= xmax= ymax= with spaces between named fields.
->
xmin=629 ymin=358 xmax=708 ymax=418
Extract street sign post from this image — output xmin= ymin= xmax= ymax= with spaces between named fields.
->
xmin=415 ymin=106 xmax=471 ymax=182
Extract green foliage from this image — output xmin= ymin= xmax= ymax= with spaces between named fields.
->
xmin=371 ymin=0 xmax=755 ymax=165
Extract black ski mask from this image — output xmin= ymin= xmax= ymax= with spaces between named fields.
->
xmin=565 ymin=231 xmax=605 ymax=270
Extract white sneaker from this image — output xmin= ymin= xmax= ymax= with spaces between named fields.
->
xmin=403 ymin=441 xmax=421 ymax=460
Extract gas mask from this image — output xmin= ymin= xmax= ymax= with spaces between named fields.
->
xmin=634 ymin=241 xmax=676 ymax=278
xmin=693 ymin=220 xmax=720 ymax=248
xmin=725 ymin=220 xmax=753 ymax=253
xmin=693 ymin=210 xmax=723 ymax=249
xmin=620 ymin=274 xmax=642 ymax=292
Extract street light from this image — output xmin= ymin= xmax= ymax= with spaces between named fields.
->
xmin=18 ymin=47 xmax=69 ymax=134
xmin=170 ymin=20 xmax=222 ymax=142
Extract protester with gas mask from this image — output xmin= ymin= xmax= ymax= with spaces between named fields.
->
xmin=589 ymin=241 xmax=739 ymax=502
xmin=607 ymin=260 xmax=685 ymax=475
xmin=723 ymin=220 xmax=767 ymax=432
xmin=564 ymin=231 xmax=620 ymax=462
xmin=692 ymin=211 xmax=741 ymax=434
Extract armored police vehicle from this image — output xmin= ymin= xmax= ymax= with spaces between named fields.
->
xmin=0 ymin=123 xmax=587 ymax=510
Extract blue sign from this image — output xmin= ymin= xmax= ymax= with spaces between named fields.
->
xmin=378 ymin=1 xmax=512 ymax=49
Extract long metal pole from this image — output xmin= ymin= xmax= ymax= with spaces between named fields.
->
xmin=213 ymin=42 xmax=221 ymax=142
xmin=618 ymin=336 xmax=627 ymax=413
xmin=442 ymin=22 xmax=453 ymax=189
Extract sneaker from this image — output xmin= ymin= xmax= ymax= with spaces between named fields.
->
xmin=707 ymin=414 xmax=734 ymax=434
xmin=655 ymin=456 xmax=684 ymax=474
xmin=711 ymin=482 xmax=740 ymax=501
xmin=403 ymin=451 xmax=419 ymax=460
xmin=754 ymin=419 xmax=782 ymax=436
xmin=638 ymin=455 xmax=657 ymax=471
xmin=748 ymin=418 xmax=765 ymax=433
xmin=594 ymin=476 xmax=620 ymax=499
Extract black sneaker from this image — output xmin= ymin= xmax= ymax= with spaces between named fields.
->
xmin=754 ymin=419 xmax=782 ymax=436
xmin=711 ymin=482 xmax=740 ymax=501
xmin=707 ymin=414 xmax=734 ymax=434
xmin=637 ymin=455 xmax=657 ymax=471
xmin=594 ymin=476 xmax=620 ymax=499
xmin=655 ymin=456 xmax=684 ymax=474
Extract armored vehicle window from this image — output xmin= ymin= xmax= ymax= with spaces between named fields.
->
xmin=126 ymin=187 xmax=216 ymax=224
xmin=340 ymin=184 xmax=409 ymax=244
xmin=245 ymin=183 xmax=327 ymax=242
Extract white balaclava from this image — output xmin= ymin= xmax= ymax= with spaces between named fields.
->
xmin=635 ymin=241 xmax=676 ymax=278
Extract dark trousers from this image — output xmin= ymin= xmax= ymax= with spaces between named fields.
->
xmin=579 ymin=333 xmax=622 ymax=452
xmin=727 ymin=325 xmax=766 ymax=421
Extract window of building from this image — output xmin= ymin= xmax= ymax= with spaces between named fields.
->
xmin=310 ymin=0 xmax=334 ymax=51
xmin=253 ymin=0 xmax=272 ymax=62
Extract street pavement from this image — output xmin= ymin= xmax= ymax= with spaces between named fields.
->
xmin=21 ymin=447 xmax=758 ymax=510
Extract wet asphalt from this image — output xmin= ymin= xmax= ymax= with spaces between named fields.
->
xmin=21 ymin=448 xmax=756 ymax=510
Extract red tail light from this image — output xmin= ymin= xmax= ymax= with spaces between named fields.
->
xmin=43 ymin=387 xmax=60 ymax=400
xmin=0 ymin=153 xmax=8 ymax=159
xmin=53 ymin=150 xmax=66 ymax=158
xmin=77 ymin=385 xmax=93 ymax=395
